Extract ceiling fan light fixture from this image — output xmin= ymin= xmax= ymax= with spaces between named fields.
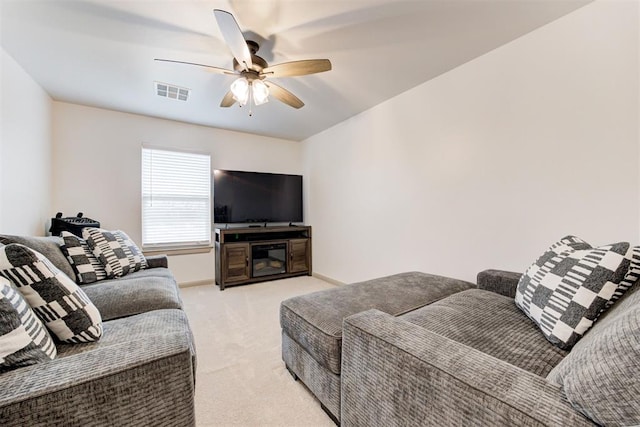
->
xmin=230 ymin=77 xmax=249 ymax=105
xmin=252 ymin=80 xmax=269 ymax=106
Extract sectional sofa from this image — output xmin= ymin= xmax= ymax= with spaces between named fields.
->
xmin=282 ymin=236 xmax=640 ymax=426
xmin=0 ymin=235 xmax=196 ymax=426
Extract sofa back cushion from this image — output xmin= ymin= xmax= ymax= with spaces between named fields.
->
xmin=0 ymin=235 xmax=76 ymax=280
xmin=81 ymin=268 xmax=182 ymax=321
xmin=546 ymin=282 xmax=640 ymax=426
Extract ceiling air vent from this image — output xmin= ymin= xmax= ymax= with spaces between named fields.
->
xmin=155 ymin=81 xmax=189 ymax=101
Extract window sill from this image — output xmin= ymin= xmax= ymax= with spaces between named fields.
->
xmin=143 ymin=245 xmax=213 ymax=256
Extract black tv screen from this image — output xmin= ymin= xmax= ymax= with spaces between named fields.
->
xmin=213 ymin=170 xmax=303 ymax=224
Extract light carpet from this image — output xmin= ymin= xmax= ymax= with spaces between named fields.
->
xmin=180 ymin=276 xmax=336 ymax=427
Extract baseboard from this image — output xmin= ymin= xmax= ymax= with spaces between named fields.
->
xmin=179 ymin=275 xmax=340 ymax=288
xmin=312 ymin=272 xmax=345 ymax=286
xmin=178 ymin=279 xmax=215 ymax=288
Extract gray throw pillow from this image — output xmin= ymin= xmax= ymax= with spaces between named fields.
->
xmin=515 ymin=236 xmax=638 ymax=350
xmin=546 ymin=282 xmax=640 ymax=425
xmin=0 ymin=244 xmax=103 ymax=343
xmin=0 ymin=276 xmax=57 ymax=371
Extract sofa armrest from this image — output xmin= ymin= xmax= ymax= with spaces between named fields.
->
xmin=477 ymin=269 xmax=522 ymax=298
xmin=145 ymin=254 xmax=168 ymax=269
xmin=341 ymin=310 xmax=592 ymax=427
xmin=0 ymin=333 xmax=194 ymax=426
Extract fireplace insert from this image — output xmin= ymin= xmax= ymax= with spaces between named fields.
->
xmin=252 ymin=243 xmax=287 ymax=278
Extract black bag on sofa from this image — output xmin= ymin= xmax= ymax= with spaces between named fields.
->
xmin=49 ymin=212 xmax=100 ymax=237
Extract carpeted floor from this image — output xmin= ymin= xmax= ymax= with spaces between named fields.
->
xmin=180 ymin=276 xmax=337 ymax=426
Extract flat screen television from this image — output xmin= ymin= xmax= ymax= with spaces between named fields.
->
xmin=213 ymin=170 xmax=303 ymax=224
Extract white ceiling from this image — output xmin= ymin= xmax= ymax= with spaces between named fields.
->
xmin=1 ymin=0 xmax=589 ymax=141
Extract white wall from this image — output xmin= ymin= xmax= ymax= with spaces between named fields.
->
xmin=52 ymin=102 xmax=302 ymax=284
xmin=0 ymin=48 xmax=52 ymax=235
xmin=303 ymin=1 xmax=640 ymax=284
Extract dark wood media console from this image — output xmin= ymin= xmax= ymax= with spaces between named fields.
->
xmin=214 ymin=226 xmax=312 ymax=290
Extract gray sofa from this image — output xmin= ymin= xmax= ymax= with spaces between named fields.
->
xmin=0 ymin=235 xmax=196 ymax=426
xmin=341 ymin=269 xmax=639 ymax=426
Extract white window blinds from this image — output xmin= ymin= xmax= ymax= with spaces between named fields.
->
xmin=142 ymin=147 xmax=211 ymax=247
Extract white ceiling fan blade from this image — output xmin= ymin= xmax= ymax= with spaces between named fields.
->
xmin=214 ymin=9 xmax=252 ymax=71
xmin=154 ymin=59 xmax=237 ymax=75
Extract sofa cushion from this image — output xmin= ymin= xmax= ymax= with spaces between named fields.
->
xmin=0 ymin=244 xmax=103 ymax=343
xmin=56 ymin=308 xmax=195 ymax=359
xmin=0 ymin=235 xmax=75 ymax=280
xmin=0 ymin=309 xmax=196 ymax=426
xmin=0 ymin=276 xmax=56 ymax=370
xmin=547 ymin=282 xmax=640 ymax=425
xmin=81 ymin=269 xmax=182 ymax=321
xmin=280 ymin=272 xmax=474 ymax=375
xmin=401 ymin=289 xmax=568 ymax=376
xmin=59 ymin=231 xmax=107 ymax=284
xmin=515 ymin=235 xmax=636 ymax=350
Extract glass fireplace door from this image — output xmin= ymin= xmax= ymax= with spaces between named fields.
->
xmin=251 ymin=242 xmax=287 ymax=278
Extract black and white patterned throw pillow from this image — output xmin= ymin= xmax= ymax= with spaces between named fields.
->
xmin=59 ymin=231 xmax=107 ymax=284
xmin=607 ymin=244 xmax=640 ymax=308
xmin=515 ymin=236 xmax=637 ymax=350
xmin=0 ymin=276 xmax=57 ymax=370
xmin=83 ymin=228 xmax=131 ymax=278
xmin=113 ymin=230 xmax=147 ymax=272
xmin=0 ymin=244 xmax=103 ymax=344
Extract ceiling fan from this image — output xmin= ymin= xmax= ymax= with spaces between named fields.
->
xmin=155 ymin=9 xmax=332 ymax=113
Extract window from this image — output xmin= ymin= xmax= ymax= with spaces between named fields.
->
xmin=141 ymin=146 xmax=211 ymax=248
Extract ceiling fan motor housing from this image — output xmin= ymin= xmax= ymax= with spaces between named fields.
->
xmin=233 ymin=41 xmax=268 ymax=73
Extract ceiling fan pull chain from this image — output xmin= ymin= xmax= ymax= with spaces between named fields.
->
xmin=249 ymin=84 xmax=254 ymax=117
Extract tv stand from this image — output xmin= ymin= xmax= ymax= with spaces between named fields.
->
xmin=214 ymin=226 xmax=312 ymax=290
